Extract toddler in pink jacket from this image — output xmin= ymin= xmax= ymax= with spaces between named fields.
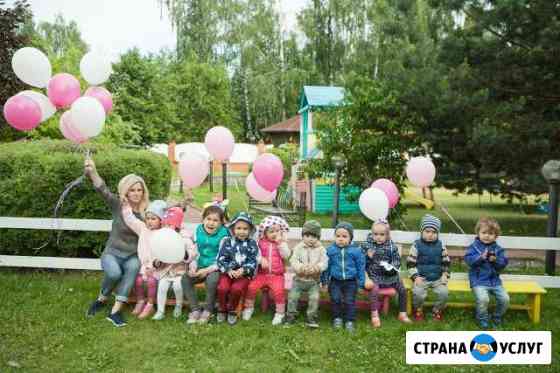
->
xmin=243 ymin=216 xmax=291 ymax=325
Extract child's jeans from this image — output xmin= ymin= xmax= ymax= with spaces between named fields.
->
xmin=245 ymin=273 xmax=286 ymax=313
xmin=157 ymin=276 xmax=183 ymax=314
xmin=369 ymin=280 xmax=407 ymax=313
xmin=134 ymin=274 xmax=157 ymax=303
xmin=412 ymin=278 xmax=448 ymax=312
xmin=287 ymin=278 xmax=320 ymax=317
xmin=217 ymin=274 xmax=250 ymax=313
xmin=329 ymin=278 xmax=358 ymax=322
xmin=473 ymin=285 xmax=510 ymax=323
xmin=182 ymin=271 xmax=220 ymax=313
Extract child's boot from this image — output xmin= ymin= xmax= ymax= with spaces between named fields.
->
xmin=242 ymin=307 xmax=254 ymax=321
xmin=432 ymin=309 xmax=443 ymax=321
xmin=414 ymin=308 xmax=424 ymax=322
xmin=371 ymin=310 xmax=381 ymax=328
xmin=132 ymin=300 xmax=145 ymax=316
xmin=398 ymin=312 xmax=412 ymax=324
xmin=138 ymin=303 xmax=155 ymax=319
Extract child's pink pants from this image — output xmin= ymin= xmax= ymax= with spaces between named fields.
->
xmin=134 ymin=274 xmax=157 ymax=303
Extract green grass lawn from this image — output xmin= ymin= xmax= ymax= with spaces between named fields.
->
xmin=174 ymin=182 xmax=548 ymax=236
xmin=0 ymin=270 xmax=558 ymax=372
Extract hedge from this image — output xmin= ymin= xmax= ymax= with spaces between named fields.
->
xmin=0 ymin=139 xmax=171 ymax=257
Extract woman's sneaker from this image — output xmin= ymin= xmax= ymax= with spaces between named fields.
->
xmin=305 ymin=315 xmax=319 ymax=329
xmin=86 ymin=299 xmax=106 ymax=318
xmin=333 ymin=318 xmax=343 ymax=329
xmin=186 ymin=310 xmax=201 ymax=324
xmin=106 ymin=311 xmax=126 ymax=327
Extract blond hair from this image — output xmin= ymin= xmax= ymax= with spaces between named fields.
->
xmin=118 ymin=174 xmax=150 ymax=213
xmin=475 ymin=217 xmax=501 ymax=236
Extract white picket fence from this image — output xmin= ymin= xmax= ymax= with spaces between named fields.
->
xmin=1 ymin=217 xmax=560 ymax=288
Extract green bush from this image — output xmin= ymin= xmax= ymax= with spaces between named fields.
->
xmin=0 ymin=139 xmax=171 ymax=257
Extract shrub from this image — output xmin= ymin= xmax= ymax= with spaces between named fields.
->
xmin=0 ymin=139 xmax=171 ymax=257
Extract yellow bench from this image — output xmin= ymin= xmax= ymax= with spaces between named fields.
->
xmin=402 ymin=279 xmax=547 ymax=324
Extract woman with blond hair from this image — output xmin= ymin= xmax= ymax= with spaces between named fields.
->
xmin=84 ymin=158 xmax=150 ymax=327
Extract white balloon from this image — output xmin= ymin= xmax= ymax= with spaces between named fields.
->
xmin=11 ymin=47 xmax=52 ymax=88
xmin=18 ymin=90 xmax=56 ymax=122
xmin=150 ymin=228 xmax=185 ymax=264
xmin=80 ymin=52 xmax=112 ymax=85
xmin=359 ymin=187 xmax=390 ymax=221
xmin=70 ymin=97 xmax=105 ymax=138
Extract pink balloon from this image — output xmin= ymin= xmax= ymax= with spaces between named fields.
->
xmin=3 ymin=94 xmax=42 ymax=131
xmin=84 ymin=86 xmax=113 ymax=114
xmin=246 ymin=173 xmax=277 ymax=202
xmin=47 ymin=73 xmax=81 ymax=108
xmin=59 ymin=111 xmax=87 ymax=144
xmin=253 ymin=153 xmax=284 ymax=192
xmin=179 ymin=154 xmax=210 ymax=188
xmin=204 ymin=126 xmax=235 ymax=161
xmin=406 ymin=157 xmax=436 ymax=187
xmin=371 ymin=178 xmax=400 ymax=208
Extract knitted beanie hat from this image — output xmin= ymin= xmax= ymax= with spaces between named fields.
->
xmin=146 ymin=200 xmax=168 ymax=220
xmin=302 ymin=220 xmax=322 ymax=239
xmin=228 ymin=211 xmax=255 ymax=233
xmin=163 ymin=206 xmax=184 ymax=230
xmin=335 ymin=221 xmax=354 ymax=241
xmin=420 ymin=214 xmax=442 ymax=233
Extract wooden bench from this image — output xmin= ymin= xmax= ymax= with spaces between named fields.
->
xmin=402 ymin=278 xmax=547 ymax=324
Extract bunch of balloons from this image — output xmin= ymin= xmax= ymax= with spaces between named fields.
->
xmin=178 ymin=126 xmax=235 ymax=189
xmin=358 ymin=156 xmax=436 ymax=221
xmin=246 ymin=153 xmax=284 ymax=202
xmin=3 ymin=47 xmax=113 ymax=144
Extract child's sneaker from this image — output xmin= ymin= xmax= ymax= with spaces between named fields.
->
xmin=152 ymin=311 xmax=165 ymax=321
xmin=86 ymin=299 xmax=106 ymax=318
xmin=333 ymin=317 xmax=343 ymax=329
xmin=242 ymin=307 xmax=254 ymax=321
xmin=398 ymin=312 xmax=412 ymax=324
xmin=227 ymin=312 xmax=238 ymax=325
xmin=432 ymin=310 xmax=443 ymax=321
xmin=186 ymin=310 xmax=201 ymax=324
xmin=413 ymin=308 xmax=424 ymax=322
xmin=131 ymin=301 xmax=145 ymax=316
xmin=479 ymin=319 xmax=490 ymax=329
xmin=272 ymin=313 xmax=284 ymax=326
xmin=284 ymin=314 xmax=296 ymax=325
xmin=138 ymin=303 xmax=155 ymax=319
xmin=216 ymin=312 xmax=226 ymax=323
xmin=305 ymin=315 xmax=319 ymax=329
xmin=173 ymin=305 xmax=182 ymax=318
xmin=371 ymin=311 xmax=381 ymax=328
xmin=198 ymin=310 xmax=211 ymax=324
xmin=492 ymin=316 xmax=503 ymax=328
xmin=106 ymin=311 xmax=127 ymax=327
xmin=345 ymin=321 xmax=355 ymax=333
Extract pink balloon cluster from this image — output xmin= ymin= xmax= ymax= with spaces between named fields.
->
xmin=359 ymin=178 xmax=400 ymax=221
xmin=3 ymin=47 xmax=113 ymax=141
xmin=246 ymin=153 xmax=284 ymax=202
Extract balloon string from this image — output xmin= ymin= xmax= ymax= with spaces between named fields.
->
xmin=437 ymin=202 xmax=466 ymax=234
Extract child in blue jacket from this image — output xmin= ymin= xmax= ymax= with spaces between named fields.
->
xmin=465 ymin=217 xmax=509 ymax=329
xmin=322 ymin=222 xmax=365 ymax=332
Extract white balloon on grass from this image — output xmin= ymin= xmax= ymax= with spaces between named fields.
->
xmin=11 ymin=47 xmax=52 ymax=88
xmin=80 ymin=52 xmax=112 ymax=85
xmin=18 ymin=90 xmax=56 ymax=122
xmin=359 ymin=187 xmax=390 ymax=221
xmin=150 ymin=228 xmax=185 ymax=264
xmin=69 ymin=96 xmax=105 ymax=138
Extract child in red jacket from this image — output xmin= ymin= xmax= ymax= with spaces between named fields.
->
xmin=243 ymin=216 xmax=291 ymax=325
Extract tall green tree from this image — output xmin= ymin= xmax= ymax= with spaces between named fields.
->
xmin=0 ymin=0 xmax=33 ymax=142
